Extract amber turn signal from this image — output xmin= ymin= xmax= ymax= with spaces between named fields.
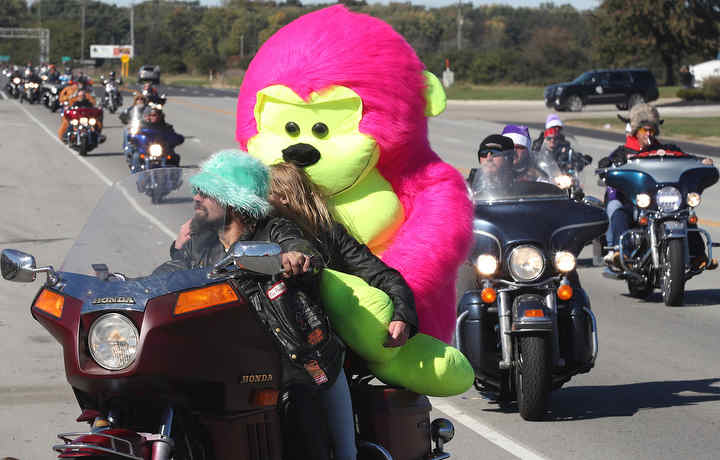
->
xmin=688 ymin=215 xmax=698 ymax=225
xmin=523 ymin=309 xmax=545 ymax=318
xmin=174 ymin=283 xmax=238 ymax=315
xmin=557 ymin=284 xmax=573 ymax=301
xmin=481 ymin=287 xmax=497 ymax=304
xmin=638 ymin=216 xmax=648 ymax=225
xmin=34 ymin=289 xmax=64 ymax=318
xmin=251 ymin=389 xmax=279 ymax=407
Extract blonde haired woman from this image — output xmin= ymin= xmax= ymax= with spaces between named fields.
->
xmin=269 ymin=162 xmax=418 ymax=460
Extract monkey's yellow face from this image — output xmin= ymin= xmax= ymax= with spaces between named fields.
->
xmin=247 ymin=85 xmax=378 ymax=196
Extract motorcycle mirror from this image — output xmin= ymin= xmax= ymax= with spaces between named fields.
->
xmin=1 ymin=249 xmax=38 ymax=282
xmin=431 ymin=418 xmax=455 ymax=452
xmin=212 ymin=242 xmax=283 ymax=277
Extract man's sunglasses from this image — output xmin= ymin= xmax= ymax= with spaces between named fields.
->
xmin=637 ymin=126 xmax=657 ymax=136
xmin=478 ymin=149 xmax=512 ymax=160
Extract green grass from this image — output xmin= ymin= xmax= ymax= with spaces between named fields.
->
xmin=444 ymin=84 xmax=544 ymax=100
xmin=658 ymin=86 xmax=682 ymax=98
xmin=565 ymin=116 xmax=720 ymax=139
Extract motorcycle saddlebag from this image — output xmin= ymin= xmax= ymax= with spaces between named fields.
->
xmin=352 ymin=385 xmax=431 ymax=460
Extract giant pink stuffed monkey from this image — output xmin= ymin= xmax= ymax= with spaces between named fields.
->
xmin=235 ymin=5 xmax=473 ymax=344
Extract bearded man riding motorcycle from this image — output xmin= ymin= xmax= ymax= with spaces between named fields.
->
xmin=599 ymin=103 xmax=714 ymax=269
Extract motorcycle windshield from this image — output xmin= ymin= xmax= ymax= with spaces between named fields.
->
xmin=535 ymin=135 xmax=591 ymax=191
xmin=470 ymin=160 xmax=567 ymax=203
xmin=61 ymin=168 xmax=210 ymax=278
xmin=604 ymin=156 xmax=718 ymax=198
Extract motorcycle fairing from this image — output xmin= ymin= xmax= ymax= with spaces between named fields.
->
xmin=604 ymin=157 xmax=719 ymax=207
xmin=472 ymin=198 xmax=608 ymax=259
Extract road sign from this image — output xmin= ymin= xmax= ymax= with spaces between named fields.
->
xmin=90 ymin=45 xmax=134 ymax=59
xmin=121 ymin=54 xmax=130 ymax=63
xmin=61 ymin=56 xmax=71 ymax=62
xmin=0 ymin=55 xmax=10 ymax=62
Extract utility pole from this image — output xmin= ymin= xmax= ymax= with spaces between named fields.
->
xmin=456 ymin=0 xmax=463 ymax=50
xmin=80 ymin=0 xmax=86 ymax=60
xmin=130 ymin=3 xmax=135 ymax=53
xmin=240 ymin=34 xmax=244 ymax=57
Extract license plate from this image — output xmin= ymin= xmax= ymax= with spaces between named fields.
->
xmin=665 ymin=221 xmax=686 ymax=230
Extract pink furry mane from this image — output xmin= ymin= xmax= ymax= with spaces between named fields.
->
xmin=236 ymin=5 xmax=428 ymax=163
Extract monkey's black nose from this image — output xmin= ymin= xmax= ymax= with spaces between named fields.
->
xmin=282 ymin=143 xmax=321 ymax=167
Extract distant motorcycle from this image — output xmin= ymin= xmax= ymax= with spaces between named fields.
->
xmin=457 ymin=168 xmax=606 ymax=420
xmin=102 ymin=79 xmax=123 ymax=113
xmin=20 ymin=76 xmax=42 ymax=104
xmin=63 ymin=106 xmax=104 ymax=156
xmin=533 ymin=136 xmax=593 ymax=201
xmin=127 ymin=126 xmax=183 ymax=204
xmin=596 ymin=150 xmax=719 ymax=306
xmin=6 ymin=75 xmax=22 ymax=98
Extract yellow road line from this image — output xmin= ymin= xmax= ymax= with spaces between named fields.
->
xmin=699 ymin=218 xmax=720 ymax=228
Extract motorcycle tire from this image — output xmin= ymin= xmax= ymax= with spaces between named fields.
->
xmin=78 ymin=137 xmax=88 ymax=157
xmin=626 ymin=277 xmax=653 ymax=299
xmin=662 ymin=239 xmax=685 ymax=307
xmin=515 ymin=335 xmax=551 ymax=421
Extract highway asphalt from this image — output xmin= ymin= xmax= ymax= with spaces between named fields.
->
xmin=1 ymin=86 xmax=719 ymax=459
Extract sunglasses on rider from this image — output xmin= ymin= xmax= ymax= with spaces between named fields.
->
xmin=478 ymin=149 xmax=512 ymax=160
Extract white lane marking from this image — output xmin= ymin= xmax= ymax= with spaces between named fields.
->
xmin=12 ymin=98 xmax=175 ymax=239
xmin=12 ymin=99 xmax=113 ymax=187
xmin=0 ymin=89 xmax=7 ymax=100
xmin=430 ymin=398 xmax=550 ymax=460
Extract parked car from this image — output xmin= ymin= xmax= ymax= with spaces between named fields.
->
xmin=137 ymin=64 xmax=160 ymax=84
xmin=545 ymin=69 xmax=659 ymax=112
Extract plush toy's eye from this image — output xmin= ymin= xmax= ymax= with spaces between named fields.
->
xmin=312 ymin=122 xmax=329 ymax=139
xmin=285 ymin=122 xmax=300 ymax=137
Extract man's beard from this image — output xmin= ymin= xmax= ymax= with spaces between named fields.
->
xmin=190 ymin=212 xmax=224 ymax=234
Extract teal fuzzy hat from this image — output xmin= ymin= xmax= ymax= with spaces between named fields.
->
xmin=190 ymin=150 xmax=271 ymax=220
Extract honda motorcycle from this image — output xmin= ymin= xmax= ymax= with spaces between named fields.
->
xmin=102 ymin=79 xmax=123 ymax=113
xmin=596 ymin=150 xmax=719 ymax=306
xmin=63 ymin=106 xmax=104 ymax=156
xmin=457 ymin=168 xmax=606 ymax=420
xmin=0 ymin=168 xmax=456 ymax=460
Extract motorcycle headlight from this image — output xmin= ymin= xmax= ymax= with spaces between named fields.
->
xmin=51 ymin=87 xmax=57 ymax=94
xmin=71 ymin=119 xmax=79 ymax=126
xmin=509 ymin=245 xmax=545 ymax=281
xmin=149 ymin=144 xmax=163 ymax=158
xmin=475 ymin=254 xmax=498 ymax=276
xmin=13 ymin=77 xmax=20 ymax=84
xmin=554 ymin=251 xmax=576 ymax=273
xmin=687 ymin=192 xmax=701 ymax=208
xmin=80 ymin=117 xmax=89 ymax=126
xmin=636 ymin=193 xmax=651 ymax=208
xmin=555 ymin=174 xmax=573 ymax=190
xmin=656 ymin=186 xmax=681 ymax=212
xmin=88 ymin=313 xmax=139 ymax=370
xmin=130 ymin=121 xmax=140 ymax=135
xmin=89 ymin=118 xmax=97 ymax=126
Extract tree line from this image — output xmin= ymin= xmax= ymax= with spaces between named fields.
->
xmin=1 ymin=0 xmax=718 ymax=86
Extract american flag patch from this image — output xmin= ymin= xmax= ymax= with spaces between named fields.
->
xmin=266 ymin=281 xmax=287 ymax=300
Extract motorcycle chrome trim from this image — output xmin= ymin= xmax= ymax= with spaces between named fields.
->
xmin=495 ymin=276 xmax=561 ymax=289
xmin=54 ymin=432 xmax=143 ymax=460
xmin=472 ymin=229 xmax=502 ymax=259
xmin=455 ymin=311 xmax=469 ymax=356
xmin=583 ymin=307 xmax=599 ymax=366
xmin=497 ymin=291 xmax=513 ymax=369
xmin=546 ymin=292 xmax=564 ymax=368
xmin=357 ymin=440 xmax=393 ymax=460
xmin=475 ymin=196 xmax=568 ymax=205
xmin=549 ymin=220 xmax=609 ymax=248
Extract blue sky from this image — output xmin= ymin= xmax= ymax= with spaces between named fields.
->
xmin=110 ymin=0 xmax=600 ymax=10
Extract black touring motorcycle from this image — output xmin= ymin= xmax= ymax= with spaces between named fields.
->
xmin=457 ymin=167 xmax=607 ymax=420
xmin=1 ymin=168 xmax=455 ymax=460
xmin=595 ymin=151 xmax=719 ymax=306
